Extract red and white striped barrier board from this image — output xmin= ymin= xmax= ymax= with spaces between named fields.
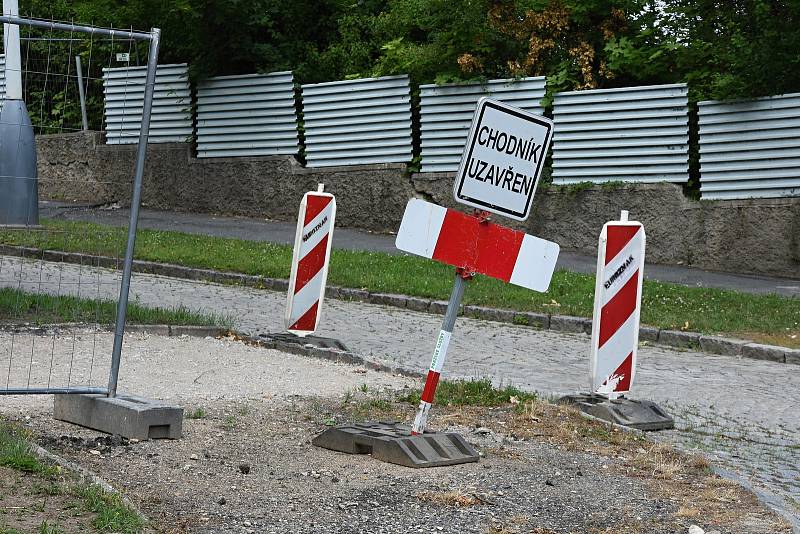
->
xmin=396 ymin=198 xmax=559 ymax=291
xmin=589 ymin=211 xmax=645 ymax=397
xmin=285 ymin=185 xmax=336 ymax=336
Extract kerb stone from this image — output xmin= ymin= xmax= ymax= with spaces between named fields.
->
xmin=658 ymin=330 xmax=701 ymax=349
xmin=742 ymin=343 xmax=786 ymax=363
xmin=699 ymin=335 xmax=747 ymax=357
xmin=54 ymin=393 xmax=183 ymax=440
xmin=638 ymin=326 xmax=659 ymax=342
xmin=550 ymin=315 xmax=591 ymax=335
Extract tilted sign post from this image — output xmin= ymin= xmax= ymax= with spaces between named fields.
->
xmin=560 ymin=211 xmax=674 ymax=431
xmin=396 ymin=199 xmax=559 ymax=434
xmin=407 ymin=97 xmax=556 ymax=435
xmin=313 ymin=98 xmax=559 ymax=467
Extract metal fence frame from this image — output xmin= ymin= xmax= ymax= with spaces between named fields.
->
xmin=196 ymin=71 xmax=299 ymax=158
xmin=551 ymin=83 xmax=690 ymax=185
xmin=301 ymin=75 xmax=412 ymax=167
xmin=0 ymin=15 xmax=160 ymax=397
xmin=419 ymin=76 xmax=547 ymax=173
xmin=698 ymin=93 xmax=800 ymax=199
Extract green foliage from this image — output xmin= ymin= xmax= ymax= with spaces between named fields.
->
xmin=606 ymin=0 xmax=800 ymax=101
xmin=10 ymin=0 xmax=799 ymax=120
xmin=185 ymin=407 xmax=207 ymax=419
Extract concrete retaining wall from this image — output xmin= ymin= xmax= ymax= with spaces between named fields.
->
xmin=36 ymin=132 xmax=800 ymax=279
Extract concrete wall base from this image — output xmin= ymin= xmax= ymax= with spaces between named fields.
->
xmin=36 ymin=132 xmax=800 ymax=279
xmin=53 ymin=393 xmax=183 ymax=440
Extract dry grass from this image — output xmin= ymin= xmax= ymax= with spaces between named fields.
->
xmin=740 ymin=330 xmax=800 ymax=349
xmin=509 ymin=398 xmax=644 ymax=454
xmin=676 ymin=506 xmax=702 ymax=519
xmin=471 ymin=399 xmax=791 ymax=533
xmin=418 ymin=489 xmax=484 ymax=507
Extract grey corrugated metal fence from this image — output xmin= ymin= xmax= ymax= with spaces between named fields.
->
xmin=301 ymin=75 xmax=412 ymax=167
xmin=103 ymin=63 xmax=192 ymax=144
xmin=196 ymin=71 xmax=299 ymax=158
xmin=698 ymin=93 xmax=800 ymax=200
xmin=551 ymin=84 xmax=689 ymax=184
xmin=419 ymin=77 xmax=546 ymax=173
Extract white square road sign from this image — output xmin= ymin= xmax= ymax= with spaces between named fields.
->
xmin=453 ymin=97 xmax=553 ymax=221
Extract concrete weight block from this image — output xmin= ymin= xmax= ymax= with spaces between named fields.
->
xmin=54 ymin=393 xmax=183 ymax=440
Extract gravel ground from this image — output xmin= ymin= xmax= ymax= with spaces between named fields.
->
xmin=0 ymin=332 xmax=792 ymax=533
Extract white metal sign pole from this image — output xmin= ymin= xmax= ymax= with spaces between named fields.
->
xmin=411 ymin=270 xmax=469 ymax=435
xmin=2 ymin=0 xmax=22 ymax=99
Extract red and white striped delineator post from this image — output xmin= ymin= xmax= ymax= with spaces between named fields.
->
xmin=285 ymin=184 xmax=336 ymax=336
xmin=589 ymin=210 xmax=646 ymax=399
xmin=396 ymin=198 xmax=559 ymax=434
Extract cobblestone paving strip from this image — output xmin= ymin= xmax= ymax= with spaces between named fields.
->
xmin=0 ymin=255 xmax=798 ymax=524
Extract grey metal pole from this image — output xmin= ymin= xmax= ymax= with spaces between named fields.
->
xmin=74 ymin=56 xmax=88 ymax=131
xmin=411 ymin=271 xmax=469 ymax=434
xmin=442 ymin=273 xmax=466 ymax=333
xmin=0 ymin=3 xmax=39 ymax=227
xmin=107 ymin=28 xmax=160 ymax=397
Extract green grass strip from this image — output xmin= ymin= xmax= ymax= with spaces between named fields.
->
xmin=0 ymin=287 xmax=230 ymax=327
xmin=398 ymin=378 xmax=537 ymax=407
xmin=0 ymin=219 xmax=797 ymax=343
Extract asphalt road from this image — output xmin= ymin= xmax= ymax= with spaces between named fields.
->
xmin=40 ymin=201 xmax=800 ymax=297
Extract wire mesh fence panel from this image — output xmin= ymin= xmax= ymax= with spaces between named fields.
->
xmin=0 ymin=16 xmax=159 ymax=395
xmin=0 ymin=55 xmax=6 ymax=106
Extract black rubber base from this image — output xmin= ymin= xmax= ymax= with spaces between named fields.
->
xmin=559 ymin=393 xmax=675 ymax=431
xmin=312 ymin=421 xmax=480 ymax=468
xmin=261 ymin=332 xmax=349 ymax=351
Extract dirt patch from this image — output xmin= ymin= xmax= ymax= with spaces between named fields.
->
xmin=0 ymin=465 xmax=111 ymax=532
xmin=14 ymin=391 xmax=791 ymax=534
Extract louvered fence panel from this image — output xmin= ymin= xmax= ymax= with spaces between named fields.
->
xmin=301 ymin=75 xmax=412 ymax=167
xmin=103 ymin=63 xmax=191 ymax=144
xmin=552 ymin=84 xmax=689 ymax=184
xmin=196 ymin=71 xmax=298 ymax=158
xmin=698 ymin=93 xmax=800 ymax=199
xmin=419 ymin=77 xmax=546 ymax=173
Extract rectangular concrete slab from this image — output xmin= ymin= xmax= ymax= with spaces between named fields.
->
xmin=54 ymin=393 xmax=183 ymax=440
xmin=312 ymin=421 xmax=479 ymax=468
